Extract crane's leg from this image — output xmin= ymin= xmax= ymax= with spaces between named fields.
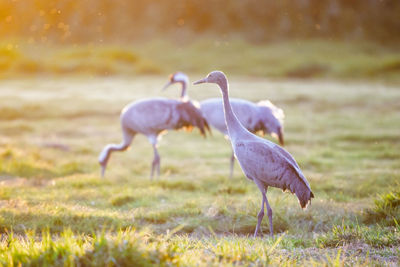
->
xmin=264 ymin=187 xmax=274 ymax=236
xmin=148 ymin=135 xmax=161 ymax=179
xmin=150 ymin=144 xmax=161 ymax=179
xmin=253 ymin=179 xmax=266 ymax=237
xmin=229 ymin=150 xmax=235 ymax=179
xmin=98 ymin=129 xmax=135 ymax=178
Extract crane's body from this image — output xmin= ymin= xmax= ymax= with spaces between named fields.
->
xmin=99 ymin=72 xmax=209 ymax=178
xmin=201 ymin=97 xmax=284 ymax=177
xmin=194 ymin=71 xmax=313 ymax=237
xmin=232 ymin=135 xmax=311 ymax=207
xmin=121 ymin=98 xmax=206 ymax=137
xmin=201 ymin=98 xmax=283 ymax=138
xmin=201 ymin=98 xmax=258 ymax=135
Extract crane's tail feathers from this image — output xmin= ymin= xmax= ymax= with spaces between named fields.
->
xmin=177 ymin=102 xmax=211 ymax=137
xmin=281 ymin=167 xmax=314 ymax=209
xmin=298 ymin=190 xmax=314 ymax=209
xmin=204 ymin=120 xmax=212 ymax=136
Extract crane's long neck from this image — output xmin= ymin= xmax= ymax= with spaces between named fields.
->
xmin=219 ymin=79 xmax=247 ymax=140
xmin=181 ymin=82 xmax=188 ymax=100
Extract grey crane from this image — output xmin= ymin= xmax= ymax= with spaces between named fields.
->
xmin=194 ymin=71 xmax=313 ymax=237
xmin=201 ymin=98 xmax=284 ymax=178
xmin=99 ymin=72 xmax=210 ymax=178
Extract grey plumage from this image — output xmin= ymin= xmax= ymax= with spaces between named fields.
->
xmin=201 ymin=98 xmax=284 ymax=177
xmin=194 ymin=71 xmax=313 ymax=237
xmin=99 ymin=72 xmax=210 ymax=178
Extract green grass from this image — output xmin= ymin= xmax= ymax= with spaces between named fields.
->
xmin=363 ymin=189 xmax=400 ymax=226
xmin=1 ymin=39 xmax=400 ymax=83
xmin=317 ymin=222 xmax=400 ymax=249
xmin=0 ymin=75 xmax=399 ymax=265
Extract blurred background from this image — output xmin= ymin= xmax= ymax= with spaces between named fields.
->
xmin=1 ymin=0 xmax=400 ymax=81
xmin=0 ymin=2 xmax=400 ymax=264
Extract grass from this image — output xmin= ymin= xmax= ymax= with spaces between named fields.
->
xmin=0 ymin=74 xmax=399 ymax=265
xmin=363 ymin=189 xmax=400 ymax=226
xmin=317 ymin=222 xmax=400 ymax=249
xmin=0 ymin=228 xmax=386 ymax=266
xmin=1 ymin=39 xmax=400 ymax=83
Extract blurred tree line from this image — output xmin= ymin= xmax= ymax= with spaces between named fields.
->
xmin=1 ymin=0 xmax=399 ymax=44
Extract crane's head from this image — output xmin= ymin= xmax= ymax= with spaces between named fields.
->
xmin=98 ymin=145 xmax=111 ymax=178
xmin=262 ymin=121 xmax=284 ymax=146
xmin=193 ymin=71 xmax=227 ymax=88
xmin=162 ymin=72 xmax=189 ymax=91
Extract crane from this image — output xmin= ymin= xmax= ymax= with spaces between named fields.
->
xmin=194 ymin=71 xmax=313 ymax=237
xmin=99 ymin=72 xmax=210 ymax=178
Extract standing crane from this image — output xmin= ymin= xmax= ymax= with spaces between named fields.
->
xmin=194 ymin=71 xmax=313 ymax=237
xmin=99 ymin=72 xmax=210 ymax=178
xmin=201 ymin=98 xmax=284 ymax=178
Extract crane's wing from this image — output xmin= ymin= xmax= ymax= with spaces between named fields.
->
xmin=271 ymin=144 xmax=310 ymax=188
xmin=234 ymin=139 xmax=311 ymax=191
xmin=201 ymin=98 xmax=261 ymax=135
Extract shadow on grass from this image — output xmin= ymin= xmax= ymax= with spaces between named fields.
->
xmin=155 ymin=179 xmax=200 ymax=191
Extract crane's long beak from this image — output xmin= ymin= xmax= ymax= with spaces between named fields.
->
xmin=162 ymin=81 xmax=174 ymax=91
xmin=193 ymin=77 xmax=208 ymax=85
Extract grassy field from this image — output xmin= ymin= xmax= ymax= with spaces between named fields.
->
xmin=1 ymin=39 xmax=400 ymax=84
xmin=0 ymin=75 xmax=399 ymax=266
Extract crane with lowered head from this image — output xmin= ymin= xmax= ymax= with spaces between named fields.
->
xmin=99 ymin=72 xmax=210 ymax=178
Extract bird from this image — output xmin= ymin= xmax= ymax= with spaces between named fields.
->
xmin=201 ymin=98 xmax=284 ymax=178
xmin=98 ymin=72 xmax=210 ymax=178
xmin=194 ymin=71 xmax=313 ymax=237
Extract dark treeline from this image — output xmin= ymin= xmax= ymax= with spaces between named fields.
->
xmin=1 ymin=0 xmax=399 ymax=43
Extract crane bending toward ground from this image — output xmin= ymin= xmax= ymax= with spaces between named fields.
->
xmin=99 ymin=72 xmax=210 ymax=178
xmin=194 ymin=71 xmax=313 ymax=237
xmin=201 ymin=98 xmax=284 ymax=178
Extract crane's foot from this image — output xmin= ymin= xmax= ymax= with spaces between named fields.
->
xmin=267 ymin=227 xmax=273 ymax=238
xmin=253 ymin=227 xmax=258 ymax=237
xmin=253 ymin=229 xmax=266 ymax=238
xmin=150 ymin=163 xmax=159 ymax=179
